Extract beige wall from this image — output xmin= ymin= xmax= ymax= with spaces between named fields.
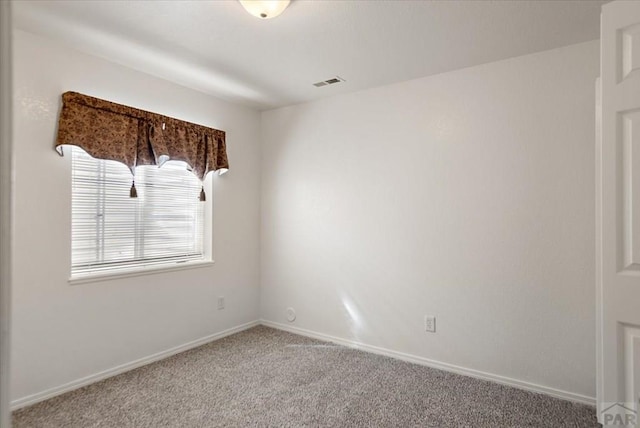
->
xmin=11 ymin=30 xmax=262 ymax=403
xmin=260 ymin=40 xmax=599 ymax=400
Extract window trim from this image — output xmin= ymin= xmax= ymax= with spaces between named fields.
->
xmin=68 ymin=259 xmax=215 ymax=285
xmin=68 ymin=148 xmax=215 ymax=284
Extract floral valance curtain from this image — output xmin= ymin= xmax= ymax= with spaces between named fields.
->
xmin=55 ymin=91 xmax=228 ymax=200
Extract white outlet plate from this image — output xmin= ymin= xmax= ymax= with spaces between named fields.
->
xmin=286 ymin=307 xmax=296 ymax=322
xmin=217 ymin=296 xmax=225 ymax=310
xmin=425 ymin=315 xmax=436 ymax=333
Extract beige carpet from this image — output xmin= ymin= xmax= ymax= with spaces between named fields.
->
xmin=13 ymin=326 xmax=598 ymax=427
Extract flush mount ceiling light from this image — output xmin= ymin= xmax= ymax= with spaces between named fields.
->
xmin=239 ymin=0 xmax=290 ymax=20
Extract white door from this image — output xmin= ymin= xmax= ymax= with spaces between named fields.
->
xmin=598 ymin=0 xmax=640 ymax=425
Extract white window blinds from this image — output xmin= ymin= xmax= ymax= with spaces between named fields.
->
xmin=71 ymin=146 xmax=205 ymax=276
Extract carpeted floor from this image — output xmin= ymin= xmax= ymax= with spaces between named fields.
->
xmin=13 ymin=326 xmax=598 ymax=427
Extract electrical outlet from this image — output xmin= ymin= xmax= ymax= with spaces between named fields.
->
xmin=217 ymin=296 xmax=225 ymax=310
xmin=424 ymin=315 xmax=436 ymax=333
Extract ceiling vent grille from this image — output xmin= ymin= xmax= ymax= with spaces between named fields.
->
xmin=313 ymin=76 xmax=345 ymax=87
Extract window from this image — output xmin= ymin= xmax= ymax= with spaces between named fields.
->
xmin=71 ymin=146 xmax=209 ymax=279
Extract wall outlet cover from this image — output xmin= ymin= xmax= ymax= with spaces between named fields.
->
xmin=286 ymin=307 xmax=296 ymax=322
xmin=425 ymin=315 xmax=436 ymax=333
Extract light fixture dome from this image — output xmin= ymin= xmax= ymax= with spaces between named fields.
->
xmin=239 ymin=0 xmax=290 ymax=20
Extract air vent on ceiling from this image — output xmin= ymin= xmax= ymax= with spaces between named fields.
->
xmin=313 ymin=76 xmax=345 ymax=88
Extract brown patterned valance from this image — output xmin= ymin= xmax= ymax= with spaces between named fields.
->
xmin=55 ymin=91 xmax=228 ymax=200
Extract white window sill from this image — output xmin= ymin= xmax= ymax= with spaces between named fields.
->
xmin=68 ymin=259 xmax=215 ymax=285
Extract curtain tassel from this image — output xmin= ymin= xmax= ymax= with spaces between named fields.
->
xmin=130 ymin=181 xmax=138 ymax=198
xmin=199 ymin=186 xmax=206 ymax=202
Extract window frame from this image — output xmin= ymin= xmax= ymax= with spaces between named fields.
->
xmin=67 ymin=147 xmax=214 ymax=285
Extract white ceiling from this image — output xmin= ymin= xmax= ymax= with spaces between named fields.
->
xmin=13 ymin=0 xmax=606 ymax=111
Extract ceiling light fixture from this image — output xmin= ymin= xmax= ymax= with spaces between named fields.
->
xmin=239 ymin=0 xmax=290 ymax=20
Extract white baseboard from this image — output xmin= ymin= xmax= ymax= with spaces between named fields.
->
xmin=11 ymin=318 xmax=595 ymax=412
xmin=11 ymin=320 xmax=260 ymax=411
xmin=260 ymin=319 xmax=596 ymax=407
